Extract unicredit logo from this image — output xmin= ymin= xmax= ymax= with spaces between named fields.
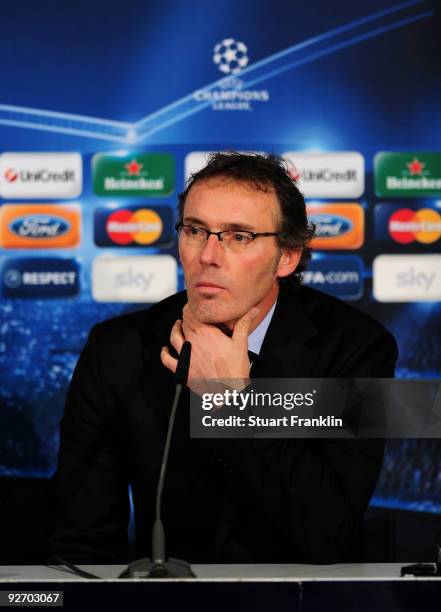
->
xmin=4 ymin=168 xmax=18 ymax=182
xmin=297 ymin=168 xmax=358 ymax=182
xmin=0 ymin=153 xmax=82 ymax=199
xmin=4 ymin=168 xmax=75 ymax=183
xmin=282 ymin=152 xmax=364 ymax=198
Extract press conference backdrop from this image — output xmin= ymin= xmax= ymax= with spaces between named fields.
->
xmin=0 ymin=0 xmax=440 ymax=515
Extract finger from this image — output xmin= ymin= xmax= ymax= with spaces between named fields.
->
xmin=160 ymin=346 xmax=178 ymax=373
xmin=170 ymin=319 xmax=185 ymax=353
xmin=232 ymin=307 xmax=260 ymax=343
xmin=182 ymin=319 xmax=192 ymax=339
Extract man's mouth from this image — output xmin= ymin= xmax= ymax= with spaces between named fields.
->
xmin=195 ymin=281 xmax=226 ymax=291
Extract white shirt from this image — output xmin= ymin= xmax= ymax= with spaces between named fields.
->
xmin=247 ymin=300 xmax=277 ymax=356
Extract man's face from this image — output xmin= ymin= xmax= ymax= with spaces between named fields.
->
xmin=179 ymin=177 xmax=298 ymax=329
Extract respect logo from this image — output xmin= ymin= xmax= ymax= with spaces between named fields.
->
xmin=388 ymin=208 xmax=441 ymax=244
xmin=94 ymin=206 xmax=174 ymax=247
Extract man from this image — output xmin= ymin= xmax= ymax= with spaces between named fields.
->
xmin=51 ymin=152 xmax=397 ymax=564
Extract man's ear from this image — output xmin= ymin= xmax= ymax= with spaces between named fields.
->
xmin=276 ymin=248 xmax=302 ymax=279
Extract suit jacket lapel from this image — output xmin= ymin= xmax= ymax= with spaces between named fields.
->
xmin=138 ymin=292 xmax=187 ymax=431
xmin=253 ymin=282 xmax=319 ymax=378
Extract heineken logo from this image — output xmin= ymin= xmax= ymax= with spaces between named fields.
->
xmin=375 ymin=153 xmax=441 ymax=197
xmin=92 ymin=153 xmax=174 ymax=196
xmin=406 ymin=158 xmax=425 ymax=176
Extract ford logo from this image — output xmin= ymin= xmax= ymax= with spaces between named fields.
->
xmin=309 ymin=214 xmax=352 ymax=238
xmin=10 ymin=215 xmax=71 ymax=238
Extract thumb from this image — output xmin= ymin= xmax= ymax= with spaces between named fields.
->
xmin=232 ymin=307 xmax=260 ymax=343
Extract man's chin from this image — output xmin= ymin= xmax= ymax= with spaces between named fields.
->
xmin=190 ymin=298 xmax=238 ymax=327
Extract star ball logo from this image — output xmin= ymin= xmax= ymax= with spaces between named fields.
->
xmin=213 ymin=38 xmax=249 ymax=75
xmin=193 ymin=38 xmax=269 ymax=111
xmin=374 ymin=152 xmax=441 ymax=197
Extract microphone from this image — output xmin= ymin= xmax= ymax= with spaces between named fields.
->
xmin=119 ymin=341 xmax=195 ymax=579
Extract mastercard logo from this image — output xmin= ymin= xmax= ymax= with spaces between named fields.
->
xmin=388 ymin=208 xmax=441 ymax=244
xmin=105 ymin=208 xmax=163 ymax=245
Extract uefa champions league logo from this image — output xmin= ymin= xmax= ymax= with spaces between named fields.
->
xmin=213 ymin=38 xmax=249 ymax=75
xmin=193 ymin=37 xmax=269 ymax=111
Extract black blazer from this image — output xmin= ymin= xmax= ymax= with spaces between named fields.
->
xmin=50 ymin=283 xmax=397 ymax=564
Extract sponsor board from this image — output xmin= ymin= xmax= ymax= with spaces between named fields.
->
xmin=1 ymin=257 xmax=80 ymax=298
xmin=374 ymin=153 xmax=441 ymax=198
xmin=92 ymin=255 xmax=177 ymax=303
xmin=0 ymin=153 xmax=82 ymax=199
xmin=307 ymin=203 xmax=364 ymax=249
xmin=94 ymin=205 xmax=174 ymax=247
xmin=0 ymin=204 xmax=81 ymax=248
xmin=374 ymin=204 xmax=441 ymax=245
xmin=92 ymin=153 xmax=174 ymax=196
xmin=282 ymin=152 xmax=364 ymax=198
xmin=302 ymin=256 xmax=363 ymax=300
xmin=373 ymin=254 xmax=441 ymax=302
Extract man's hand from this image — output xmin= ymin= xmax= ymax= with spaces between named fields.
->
xmin=160 ymin=305 xmax=259 ymax=389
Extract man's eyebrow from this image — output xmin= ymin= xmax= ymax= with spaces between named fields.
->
xmin=183 ymin=216 xmax=257 ymax=231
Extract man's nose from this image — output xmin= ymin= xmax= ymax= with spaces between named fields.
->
xmin=199 ymin=234 xmax=224 ymax=265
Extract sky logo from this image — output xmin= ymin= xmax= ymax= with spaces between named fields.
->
xmin=373 ymin=255 xmax=441 ymax=302
xmin=92 ymin=255 xmax=177 ymax=303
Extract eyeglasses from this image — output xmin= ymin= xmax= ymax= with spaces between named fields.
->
xmin=175 ymin=224 xmax=279 ymax=253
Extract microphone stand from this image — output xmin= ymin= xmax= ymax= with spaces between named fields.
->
xmin=119 ymin=342 xmax=195 ymax=578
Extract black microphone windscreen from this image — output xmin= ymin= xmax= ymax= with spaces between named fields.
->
xmin=175 ymin=341 xmax=192 ymax=385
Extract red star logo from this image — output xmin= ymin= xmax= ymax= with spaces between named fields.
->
xmin=406 ymin=158 xmax=425 ymax=176
xmin=125 ymin=159 xmax=143 ymax=176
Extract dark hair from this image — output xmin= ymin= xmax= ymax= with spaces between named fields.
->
xmin=178 ymin=151 xmax=315 ymax=284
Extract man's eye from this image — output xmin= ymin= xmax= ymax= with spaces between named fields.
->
xmin=189 ymin=226 xmax=202 ymax=235
xmin=232 ymin=233 xmax=251 ymax=242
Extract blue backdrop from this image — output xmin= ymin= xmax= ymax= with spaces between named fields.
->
xmin=0 ymin=0 xmax=440 ymax=513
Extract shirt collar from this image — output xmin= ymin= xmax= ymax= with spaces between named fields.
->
xmin=247 ymin=300 xmax=277 ymax=355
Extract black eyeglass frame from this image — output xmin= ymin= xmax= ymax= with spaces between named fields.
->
xmin=175 ymin=224 xmax=280 ymax=243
